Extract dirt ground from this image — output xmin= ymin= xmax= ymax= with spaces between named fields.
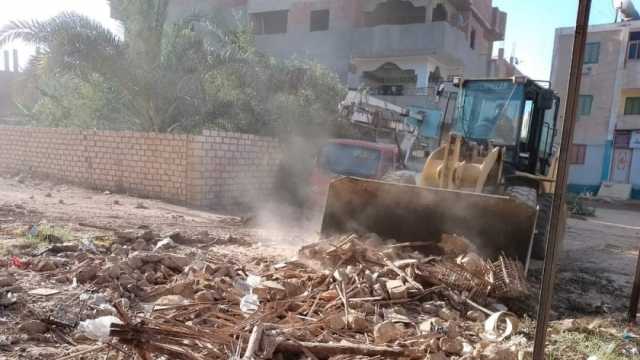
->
xmin=0 ymin=174 xmax=639 ymax=359
xmin=536 ymin=207 xmax=640 ymax=317
xmin=2 ymin=174 xmax=637 ymax=318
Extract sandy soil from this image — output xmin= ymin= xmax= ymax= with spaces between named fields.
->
xmin=529 ymin=207 xmax=640 ymax=317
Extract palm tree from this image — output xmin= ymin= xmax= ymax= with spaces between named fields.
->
xmin=0 ymin=1 xmax=174 ymax=131
xmin=0 ymin=1 xmax=346 ymax=136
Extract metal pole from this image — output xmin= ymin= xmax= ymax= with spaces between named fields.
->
xmin=628 ymin=248 xmax=640 ymax=322
xmin=532 ymin=1 xmax=591 ymax=359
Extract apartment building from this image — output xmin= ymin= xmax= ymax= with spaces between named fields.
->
xmin=113 ymin=0 xmax=507 ymax=110
xmin=551 ymin=21 xmax=640 ymax=199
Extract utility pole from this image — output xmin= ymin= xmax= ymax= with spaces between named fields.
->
xmin=532 ymin=0 xmax=591 ymax=359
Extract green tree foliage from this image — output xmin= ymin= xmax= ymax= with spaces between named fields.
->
xmin=1 ymin=1 xmax=346 ymax=136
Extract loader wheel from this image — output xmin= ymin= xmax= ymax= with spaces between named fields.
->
xmin=380 ymin=170 xmax=417 ymax=185
xmin=506 ymin=187 xmax=563 ymax=260
xmin=505 ymin=186 xmax=537 ymax=208
xmin=505 ymin=186 xmax=544 ymax=259
xmin=532 ymin=193 xmax=553 ymax=260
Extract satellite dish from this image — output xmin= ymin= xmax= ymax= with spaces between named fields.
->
xmin=614 ymin=0 xmax=640 ymax=21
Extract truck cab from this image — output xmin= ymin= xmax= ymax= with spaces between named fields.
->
xmin=309 ymin=139 xmax=400 ymax=203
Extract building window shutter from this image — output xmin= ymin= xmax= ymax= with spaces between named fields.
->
xmin=569 ymin=144 xmax=586 ymax=165
xmin=584 ymin=42 xmax=600 ymax=64
xmin=624 ymin=97 xmax=640 ymax=115
xmin=310 ymin=9 xmax=330 ymax=32
xmin=577 ymin=95 xmax=593 ymax=116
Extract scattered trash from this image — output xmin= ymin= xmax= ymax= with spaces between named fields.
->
xmin=482 ymin=311 xmax=519 ymax=342
xmin=154 ymin=238 xmax=175 ymax=251
xmin=78 ymin=316 xmax=123 ymax=341
xmin=28 ymin=288 xmax=61 ymax=296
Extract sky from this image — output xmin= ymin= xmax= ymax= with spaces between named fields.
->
xmin=494 ymin=0 xmax=618 ymax=80
xmin=0 ymin=0 xmax=627 ymax=79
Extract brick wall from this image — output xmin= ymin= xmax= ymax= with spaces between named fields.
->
xmin=0 ymin=126 xmax=282 ymax=209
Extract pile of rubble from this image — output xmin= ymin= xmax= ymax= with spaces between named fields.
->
xmin=1 ymin=230 xmax=532 ymax=359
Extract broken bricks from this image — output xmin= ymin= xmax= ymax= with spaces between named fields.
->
xmin=8 ymin=232 xmax=534 ymax=359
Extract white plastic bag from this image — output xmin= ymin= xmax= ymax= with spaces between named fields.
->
xmin=77 ymin=316 xmax=122 ymax=341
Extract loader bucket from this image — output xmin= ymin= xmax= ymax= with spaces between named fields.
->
xmin=321 ymin=177 xmax=537 ymax=262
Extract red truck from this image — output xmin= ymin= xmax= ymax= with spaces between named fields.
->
xmin=309 ymin=139 xmax=402 ymax=204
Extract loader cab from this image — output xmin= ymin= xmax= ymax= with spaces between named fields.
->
xmin=452 ymin=77 xmax=559 ymax=177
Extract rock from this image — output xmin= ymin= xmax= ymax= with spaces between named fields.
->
xmin=114 ymin=230 xmax=140 ymax=243
xmin=104 ymin=264 xmax=121 ymax=279
xmin=439 ymin=337 xmax=463 ymax=355
xmin=446 ymin=321 xmax=461 ymax=338
xmin=160 ymin=254 xmax=190 ymax=272
xmin=31 ymin=258 xmax=66 ymax=272
xmin=194 ymin=290 xmax=217 ymax=303
xmin=118 ymin=275 xmax=135 ymax=288
xmin=140 ymin=230 xmax=154 ymax=241
xmin=25 ymin=346 xmax=60 ymax=359
xmin=0 ymin=272 xmax=16 ymax=287
xmin=347 ymin=312 xmax=370 ymax=331
xmin=18 ymin=320 xmax=48 ymax=336
xmin=481 ymin=344 xmax=515 ymax=360
xmin=137 ymin=279 xmax=151 ymax=288
xmin=141 ymin=263 xmax=156 ymax=274
xmin=373 ymin=321 xmax=405 ymax=344
xmin=76 ymin=265 xmax=98 ymax=284
xmin=425 ymin=352 xmax=448 ymax=360
xmin=326 ymin=313 xmax=347 ymax=331
xmin=132 ymin=239 xmax=148 ymax=251
xmin=438 ymin=307 xmax=460 ymax=321
xmin=127 ymin=254 xmax=144 ymax=269
xmin=164 ymin=230 xmax=188 ymax=244
xmin=421 ymin=302 xmax=441 ymax=315
xmin=155 ymin=295 xmax=188 ymax=307
xmin=467 ymin=310 xmax=487 ymax=322
xmin=462 ymin=342 xmax=474 ymax=355
xmin=385 ymin=279 xmax=407 ymax=300
xmin=194 ymin=230 xmax=210 ymax=242
xmin=132 ymin=270 xmax=144 ymax=281
xmin=552 ymin=318 xmax=578 ymax=332
xmin=111 ymin=244 xmax=128 ymax=258
xmin=419 ymin=318 xmax=445 ymax=334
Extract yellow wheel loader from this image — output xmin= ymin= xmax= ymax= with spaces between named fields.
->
xmin=321 ymin=77 xmax=562 ymax=263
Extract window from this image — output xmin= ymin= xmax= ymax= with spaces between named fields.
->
xmin=432 ymin=3 xmax=448 ymax=22
xmin=624 ymin=97 xmax=640 ymax=115
xmin=252 ymin=11 xmax=288 ymax=35
xmin=584 ymin=42 xmax=600 ymax=64
xmin=569 ymin=144 xmax=586 ymax=165
xmin=629 ymin=31 xmax=640 ymax=60
xmin=310 ymin=9 xmax=329 ymax=31
xmin=364 ymin=0 xmax=426 ymax=27
xmin=470 ymin=28 xmax=476 ymax=49
xmin=578 ymin=95 xmax=593 ymax=116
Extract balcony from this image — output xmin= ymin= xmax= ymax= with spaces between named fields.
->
xmin=623 ymin=60 xmax=640 ymax=89
xmin=350 ymin=22 xmax=476 ymax=68
xmin=617 ymin=115 xmax=640 ymax=130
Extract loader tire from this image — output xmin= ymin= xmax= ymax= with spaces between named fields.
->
xmin=532 ymin=193 xmax=553 ymax=260
xmin=380 ymin=170 xmax=417 ymax=185
xmin=505 ymin=186 xmax=544 ymax=259
xmin=505 ymin=186 xmax=537 ymax=208
xmin=506 ymin=188 xmax=562 ymax=260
